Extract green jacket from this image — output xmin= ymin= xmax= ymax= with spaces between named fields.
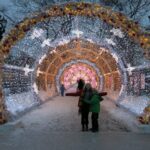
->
xmin=84 ymin=92 xmax=103 ymax=113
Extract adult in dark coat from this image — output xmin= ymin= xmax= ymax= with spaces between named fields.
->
xmin=77 ymin=79 xmax=85 ymax=91
xmin=78 ymin=83 xmax=93 ymax=131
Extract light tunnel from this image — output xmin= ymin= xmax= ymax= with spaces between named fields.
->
xmin=0 ymin=2 xmax=150 ymax=123
xmin=60 ymin=62 xmax=100 ymax=89
xmin=36 ymin=39 xmax=123 ymax=102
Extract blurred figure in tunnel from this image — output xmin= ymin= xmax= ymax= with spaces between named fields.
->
xmin=60 ymin=84 xmax=65 ymax=96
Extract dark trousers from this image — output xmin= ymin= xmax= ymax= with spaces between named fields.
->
xmin=81 ymin=104 xmax=90 ymax=129
xmin=81 ymin=111 xmax=89 ymax=127
xmin=61 ymin=91 xmax=64 ymax=96
xmin=91 ymin=113 xmax=99 ymax=131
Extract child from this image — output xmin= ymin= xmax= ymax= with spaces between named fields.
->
xmin=84 ymin=89 xmax=103 ymax=132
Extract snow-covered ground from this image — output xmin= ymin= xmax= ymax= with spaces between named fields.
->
xmin=5 ymin=91 xmax=39 ymax=116
xmin=6 ymin=95 xmax=139 ymax=133
xmin=119 ymin=95 xmax=150 ymax=115
xmin=1 ymin=95 xmax=149 ymax=150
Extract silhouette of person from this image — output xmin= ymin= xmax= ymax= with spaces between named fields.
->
xmin=60 ymin=84 xmax=65 ymax=96
xmin=84 ymin=88 xmax=103 ymax=132
xmin=78 ymin=83 xmax=93 ymax=131
xmin=77 ymin=79 xmax=85 ymax=92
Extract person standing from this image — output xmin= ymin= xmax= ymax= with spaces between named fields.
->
xmin=78 ymin=83 xmax=93 ymax=131
xmin=77 ymin=79 xmax=85 ymax=92
xmin=84 ymin=89 xmax=103 ymax=132
xmin=60 ymin=84 xmax=65 ymax=96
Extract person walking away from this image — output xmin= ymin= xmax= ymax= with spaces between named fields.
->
xmin=78 ymin=83 xmax=93 ymax=131
xmin=84 ymin=89 xmax=103 ymax=132
xmin=60 ymin=84 xmax=65 ymax=96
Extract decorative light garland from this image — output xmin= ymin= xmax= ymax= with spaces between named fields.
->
xmin=0 ymin=2 xmax=150 ymax=59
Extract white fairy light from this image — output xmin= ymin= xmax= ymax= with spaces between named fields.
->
xmin=58 ymin=39 xmax=70 ymax=45
xmin=71 ymin=29 xmax=83 ymax=38
xmin=32 ymin=82 xmax=38 ymax=94
xmin=119 ymin=85 xmax=124 ymax=96
xmin=100 ymin=48 xmax=108 ymax=54
xmin=72 ymin=16 xmax=83 ymax=38
xmin=50 ymin=49 xmax=56 ymax=54
xmin=53 ymin=49 xmax=56 ymax=53
xmin=23 ymin=64 xmax=34 ymax=76
xmin=120 ymin=95 xmax=150 ymax=115
xmin=4 ymin=64 xmax=33 ymax=76
xmin=38 ymin=54 xmax=47 ymax=64
xmin=41 ymin=39 xmax=51 ymax=47
xmin=126 ymin=63 xmax=135 ymax=75
xmin=30 ymin=28 xmax=44 ymax=39
xmin=105 ymin=38 xmax=116 ymax=46
xmin=36 ymin=68 xmax=43 ymax=77
xmin=110 ymin=28 xmax=124 ymax=38
xmin=112 ymin=53 xmax=119 ymax=63
xmin=87 ymin=39 xmax=94 ymax=43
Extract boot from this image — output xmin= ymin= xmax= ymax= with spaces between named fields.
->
xmin=85 ymin=125 xmax=88 ymax=131
xmin=82 ymin=125 xmax=85 ymax=131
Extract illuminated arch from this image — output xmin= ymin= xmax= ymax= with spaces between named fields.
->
xmin=35 ymin=39 xmax=124 ymax=99
xmin=0 ymin=2 xmax=150 ymax=58
xmin=0 ymin=2 xmax=150 ymax=123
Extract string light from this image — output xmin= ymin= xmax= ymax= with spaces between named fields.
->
xmin=0 ymin=2 xmax=149 ymax=58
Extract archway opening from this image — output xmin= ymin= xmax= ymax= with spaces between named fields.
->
xmin=35 ymin=39 xmax=124 ymax=103
xmin=60 ymin=63 xmax=99 ymax=89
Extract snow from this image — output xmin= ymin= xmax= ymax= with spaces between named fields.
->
xmin=5 ymin=91 xmax=39 ymax=116
xmin=8 ymin=95 xmax=139 ymax=133
xmin=119 ymin=95 xmax=150 ymax=115
xmin=3 ymin=95 xmax=150 ymax=150
xmin=38 ymin=88 xmax=57 ymax=102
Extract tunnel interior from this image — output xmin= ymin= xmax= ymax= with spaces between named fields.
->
xmin=0 ymin=2 xmax=150 ymax=122
xmin=60 ymin=62 xmax=99 ymax=89
xmin=36 ymin=39 xmax=123 ymax=101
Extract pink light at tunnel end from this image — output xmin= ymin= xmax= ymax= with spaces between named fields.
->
xmin=61 ymin=64 xmax=98 ymax=89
